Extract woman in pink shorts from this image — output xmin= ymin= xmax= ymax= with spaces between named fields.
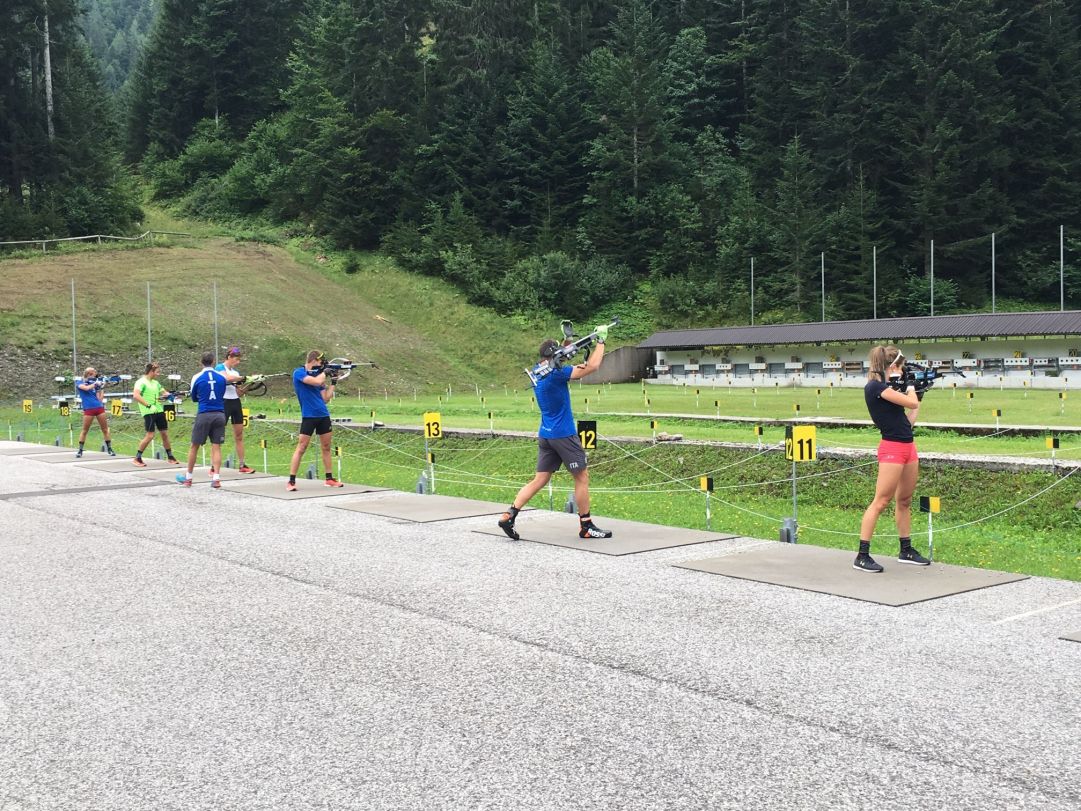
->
xmin=854 ymin=345 xmax=930 ymax=572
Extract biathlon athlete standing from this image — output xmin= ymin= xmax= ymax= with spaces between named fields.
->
xmin=215 ymin=346 xmax=257 ymax=474
xmin=132 ymin=362 xmax=179 ymax=467
xmin=74 ymin=367 xmax=115 ymax=458
xmin=855 ymin=345 xmax=930 ymax=572
xmin=499 ymin=324 xmax=612 ymax=541
xmin=176 ymin=352 xmax=228 ymax=489
xmin=287 ymin=350 xmax=344 ymax=491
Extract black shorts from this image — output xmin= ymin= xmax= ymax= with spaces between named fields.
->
xmin=191 ymin=412 xmax=226 ymax=446
xmin=537 ymin=435 xmax=588 ymax=473
xmin=224 ymin=398 xmax=245 ymax=425
xmin=143 ymin=412 xmax=168 ymax=433
xmin=299 ymin=416 xmax=333 ymax=436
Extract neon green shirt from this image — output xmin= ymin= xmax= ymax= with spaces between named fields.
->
xmin=134 ymin=376 xmax=164 ymax=416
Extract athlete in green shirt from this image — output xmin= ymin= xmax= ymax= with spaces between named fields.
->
xmin=132 ymin=362 xmax=179 ymax=467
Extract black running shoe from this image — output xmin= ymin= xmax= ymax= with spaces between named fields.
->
xmin=106 ymin=447 xmax=116 ymax=457
xmin=497 ymin=513 xmax=519 ymax=541
xmin=853 ymin=553 xmax=884 ymax=573
xmin=579 ymin=522 xmax=613 ymax=539
xmin=898 ymin=547 xmax=931 ymax=566
xmin=75 ymin=449 xmax=83 ymax=458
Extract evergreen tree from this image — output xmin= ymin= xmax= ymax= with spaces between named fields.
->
xmin=581 ymin=0 xmax=674 ymax=268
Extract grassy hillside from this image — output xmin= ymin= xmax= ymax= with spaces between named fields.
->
xmin=0 ymin=222 xmax=548 ymax=399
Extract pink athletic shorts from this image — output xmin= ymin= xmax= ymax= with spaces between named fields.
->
xmin=878 ymin=439 xmax=918 ymax=465
xmin=83 ymin=407 xmax=106 ymax=417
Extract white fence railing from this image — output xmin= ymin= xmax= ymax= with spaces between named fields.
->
xmin=0 ymin=230 xmax=192 ymax=253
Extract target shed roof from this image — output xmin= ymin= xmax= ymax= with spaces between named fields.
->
xmin=639 ymin=311 xmax=1081 ymax=349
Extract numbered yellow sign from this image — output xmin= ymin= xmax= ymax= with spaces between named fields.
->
xmin=577 ymin=420 xmax=597 ymax=450
xmin=163 ymin=403 xmax=176 ymax=422
xmin=59 ymin=400 xmax=70 ymax=417
xmin=22 ymin=399 xmax=32 ymax=414
xmin=110 ymin=400 xmax=123 ymax=417
xmin=423 ymin=411 xmax=442 ymax=439
xmin=919 ymin=496 xmax=941 ymax=514
xmin=259 ymin=438 xmax=268 ymax=449
xmin=242 ymin=407 xmax=251 ymax=428
xmin=699 ymin=476 xmax=714 ymax=492
xmin=785 ymin=425 xmax=817 ymax=462
xmin=1046 ymin=436 xmax=1060 ymax=450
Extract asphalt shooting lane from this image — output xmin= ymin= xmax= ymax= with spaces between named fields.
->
xmin=1 ymin=453 xmax=1080 ymax=809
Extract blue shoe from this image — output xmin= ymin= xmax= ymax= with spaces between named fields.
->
xmin=175 ymin=473 xmax=192 ymax=487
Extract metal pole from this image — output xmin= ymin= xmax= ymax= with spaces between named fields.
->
xmin=146 ymin=281 xmax=153 ymax=362
xmin=213 ymin=281 xmax=219 ymax=362
xmin=872 ymin=245 xmax=877 ymax=320
xmin=991 ymin=232 xmax=996 ymax=314
xmin=750 ymin=257 xmax=755 ymax=325
xmin=1061 ymin=225 xmax=1065 ymax=312
xmin=930 ymin=239 xmax=935 ymax=317
xmin=820 ymin=251 xmax=825 ymax=322
xmin=70 ymin=279 xmax=77 ymax=378
xmin=791 ymin=460 xmax=797 ymax=522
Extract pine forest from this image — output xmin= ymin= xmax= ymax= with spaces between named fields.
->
xmin=3 ymin=0 xmax=1081 ymax=326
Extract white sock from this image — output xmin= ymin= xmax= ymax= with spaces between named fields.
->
xmin=185 ymin=471 xmax=193 ymax=480
xmin=212 ymin=472 xmax=220 ymax=481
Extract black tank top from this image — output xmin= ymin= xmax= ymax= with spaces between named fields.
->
xmin=864 ymin=379 xmax=914 ymax=442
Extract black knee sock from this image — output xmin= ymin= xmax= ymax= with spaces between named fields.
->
xmin=506 ymin=505 xmax=520 ymax=520
xmin=859 ymin=540 xmax=871 ymax=555
xmin=579 ymin=512 xmax=592 ymax=525
xmin=325 ymin=473 xmax=333 ymax=480
xmin=899 ymin=536 xmax=912 ymax=550
xmin=289 ymin=474 xmax=296 ymax=484
xmin=78 ymin=441 xmax=85 ymax=450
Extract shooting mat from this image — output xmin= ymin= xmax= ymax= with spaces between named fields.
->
xmin=78 ymin=458 xmax=184 ymax=473
xmin=222 ymin=477 xmax=389 ymax=500
xmin=133 ymin=467 xmax=274 ymax=483
xmin=328 ymin=493 xmax=532 ymax=523
xmin=1061 ymin=631 xmax=1081 ymax=644
xmin=22 ymin=450 xmax=125 ymax=464
xmin=0 ymin=444 xmax=69 ymax=456
xmin=474 ymin=514 xmax=738 ymax=556
xmin=676 ymin=543 xmax=1028 ymax=606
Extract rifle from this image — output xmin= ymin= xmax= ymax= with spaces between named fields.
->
xmin=231 ymin=372 xmax=290 ymax=397
xmin=163 ymin=374 xmax=191 ymax=404
xmin=889 ymin=362 xmax=967 ymax=400
xmin=311 ymin=355 xmax=378 ymax=385
xmin=526 ymin=318 xmax=619 ymax=385
xmin=76 ymin=374 xmax=133 ymax=400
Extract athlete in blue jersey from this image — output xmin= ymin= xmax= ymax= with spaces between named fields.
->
xmin=177 ymin=352 xmax=229 ymax=489
xmin=74 ymin=366 xmax=115 ymax=458
xmin=286 ymin=350 xmax=344 ymax=492
xmin=498 ymin=324 xmax=612 ymax=540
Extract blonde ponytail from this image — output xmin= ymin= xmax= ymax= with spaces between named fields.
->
xmin=867 ymin=345 xmax=903 ymax=381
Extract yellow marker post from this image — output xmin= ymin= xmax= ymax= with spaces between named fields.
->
xmin=370 ymin=409 xmax=376 ymax=430
xmin=1060 ymin=391 xmax=1067 ymax=416
xmin=259 ymin=438 xmax=268 ymax=473
xmin=335 ymin=444 xmax=342 ymax=482
xmin=919 ymin=496 xmax=941 ymax=560
xmin=816 ymin=388 xmax=822 ymax=409
xmin=783 ymin=425 xmax=817 ymax=541
xmin=423 ymin=412 xmax=441 ymax=493
xmin=488 ymin=411 xmax=494 ymax=434
xmin=793 ymin=403 xmax=801 ymax=416
xmin=992 ymin=408 xmax=1002 ymax=430
xmin=714 ymin=399 xmax=720 ymax=418
xmin=1047 ymin=435 xmax=1060 ymax=470
xmin=754 ymin=424 xmax=763 ymax=449
xmin=700 ymin=476 xmax=714 ymax=530
xmin=650 ymin=419 xmax=658 ymax=441
xmin=967 ymin=391 xmax=974 ymax=414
